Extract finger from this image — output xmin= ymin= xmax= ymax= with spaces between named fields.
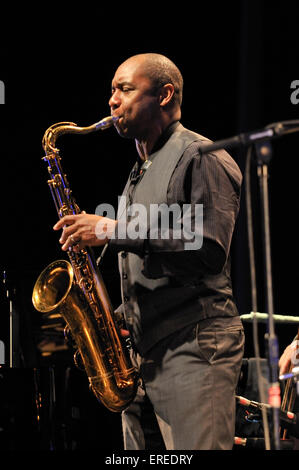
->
xmin=61 ymin=234 xmax=81 ymax=251
xmin=59 ymin=224 xmax=78 ymax=244
xmin=53 ymin=215 xmax=77 ymax=230
xmin=59 ymin=221 xmax=89 ymax=244
xmin=61 ymin=236 xmax=73 ymax=251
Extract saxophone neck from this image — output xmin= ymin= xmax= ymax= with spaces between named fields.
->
xmin=43 ymin=116 xmax=118 ymax=154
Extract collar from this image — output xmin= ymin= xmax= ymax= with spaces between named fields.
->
xmin=150 ymin=120 xmax=180 ymax=155
xmin=130 ymin=121 xmax=180 ymax=183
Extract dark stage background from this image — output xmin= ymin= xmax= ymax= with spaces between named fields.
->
xmin=1 ymin=1 xmax=299 ymax=451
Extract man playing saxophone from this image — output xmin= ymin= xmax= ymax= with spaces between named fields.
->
xmin=53 ymin=53 xmax=244 ymax=450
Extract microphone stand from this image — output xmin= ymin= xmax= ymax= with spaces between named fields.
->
xmin=199 ymin=120 xmax=299 ymax=450
xmin=255 ymin=139 xmax=280 ymax=450
xmin=3 ymin=270 xmax=20 ymax=368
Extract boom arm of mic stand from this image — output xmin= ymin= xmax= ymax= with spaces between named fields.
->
xmin=198 ymin=121 xmax=299 ymax=154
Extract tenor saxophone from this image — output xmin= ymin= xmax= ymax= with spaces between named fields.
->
xmin=32 ymin=116 xmax=138 ymax=412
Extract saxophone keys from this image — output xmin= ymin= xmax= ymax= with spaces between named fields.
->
xmin=73 ymin=349 xmax=85 ymax=371
xmin=79 ymin=276 xmax=94 ymax=292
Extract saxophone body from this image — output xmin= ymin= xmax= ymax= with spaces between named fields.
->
xmin=32 ymin=116 xmax=138 ymax=412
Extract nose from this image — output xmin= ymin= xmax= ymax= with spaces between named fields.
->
xmin=109 ymin=89 xmax=121 ymax=111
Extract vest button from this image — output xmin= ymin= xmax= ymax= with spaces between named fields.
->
xmin=122 ymin=273 xmax=128 ymax=279
xmin=124 ymin=296 xmax=130 ymax=302
xmin=121 ymin=252 xmax=127 ymax=258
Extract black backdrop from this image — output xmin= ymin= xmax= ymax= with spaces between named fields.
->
xmin=1 ymin=0 xmax=299 ymax=451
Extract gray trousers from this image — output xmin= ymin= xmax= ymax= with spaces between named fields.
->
xmin=122 ymin=316 xmax=245 ymax=450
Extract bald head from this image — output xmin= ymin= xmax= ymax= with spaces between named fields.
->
xmin=109 ymin=53 xmax=183 ymax=146
xmin=121 ymin=53 xmax=183 ymax=108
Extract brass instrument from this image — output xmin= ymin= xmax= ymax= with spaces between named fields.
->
xmin=32 ymin=116 xmax=138 ymax=412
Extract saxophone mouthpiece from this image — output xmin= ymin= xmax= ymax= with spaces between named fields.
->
xmin=95 ymin=116 xmax=119 ymax=131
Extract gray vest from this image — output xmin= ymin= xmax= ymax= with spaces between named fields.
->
xmin=117 ymin=124 xmax=209 ymax=353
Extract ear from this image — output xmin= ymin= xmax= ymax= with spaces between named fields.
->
xmin=158 ymin=83 xmax=175 ymax=107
